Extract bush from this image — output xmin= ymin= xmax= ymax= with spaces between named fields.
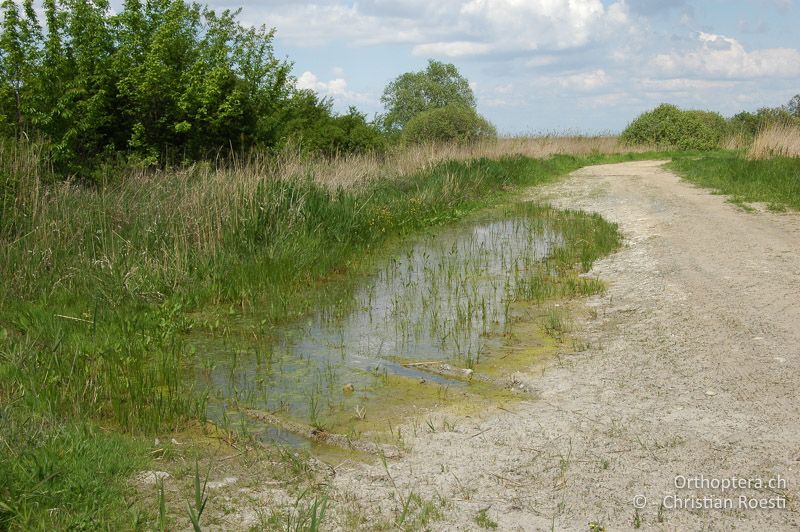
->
xmin=402 ymin=104 xmax=496 ymax=144
xmin=620 ymin=104 xmax=725 ymax=150
xmin=727 ymin=107 xmax=800 ymax=140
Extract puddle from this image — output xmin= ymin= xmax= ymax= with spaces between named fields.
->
xmin=191 ymin=202 xmax=561 ymax=445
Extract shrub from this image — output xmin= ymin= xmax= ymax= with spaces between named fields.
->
xmin=620 ymin=104 xmax=725 ymax=150
xmin=727 ymin=107 xmax=800 ymax=140
xmin=402 ymin=104 xmax=496 ymax=145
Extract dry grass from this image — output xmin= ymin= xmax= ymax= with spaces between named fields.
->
xmin=721 ymin=132 xmax=751 ymax=151
xmin=748 ymin=124 xmax=800 ymax=159
xmin=2 ymin=135 xmax=649 ymax=293
xmin=289 ymin=135 xmax=649 ymax=189
xmin=130 ymin=135 xmax=649 ymax=256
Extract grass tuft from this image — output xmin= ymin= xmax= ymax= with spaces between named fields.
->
xmin=668 ymin=151 xmax=800 ymax=211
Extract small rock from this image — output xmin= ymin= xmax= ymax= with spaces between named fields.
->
xmin=343 ymin=383 xmax=355 ymax=394
xmin=207 ymin=477 xmax=238 ymax=490
xmin=419 ymin=378 xmax=426 ymax=384
xmin=135 ymin=471 xmax=171 ymax=486
xmin=705 ymin=390 xmax=717 ymax=397
xmin=463 ymin=368 xmax=474 ymax=377
xmin=170 ymin=438 xmax=182 ymax=445
xmin=774 ymin=357 xmax=786 ymax=363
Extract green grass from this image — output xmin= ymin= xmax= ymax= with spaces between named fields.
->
xmin=475 ymin=508 xmax=499 ymax=529
xmin=0 ymin=409 xmax=148 ymax=530
xmin=0 ymin=147 xmax=670 ymax=528
xmin=667 ymin=151 xmax=800 ymax=211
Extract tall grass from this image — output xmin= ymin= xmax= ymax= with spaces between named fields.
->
xmin=271 ymin=134 xmax=653 ymax=189
xmin=748 ymin=124 xmax=800 ymax=160
xmin=0 ymin=137 xmax=658 ymax=434
xmin=668 ymin=151 xmax=800 ymax=211
xmin=0 ymin=136 xmax=653 ymax=528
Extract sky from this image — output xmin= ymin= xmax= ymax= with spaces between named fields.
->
xmin=168 ymin=1 xmax=800 ymax=133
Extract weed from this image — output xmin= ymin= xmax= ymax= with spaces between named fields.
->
xmin=286 ymin=492 xmax=328 ymax=532
xmin=475 ymin=508 xmax=499 ymax=529
xmin=633 ymin=508 xmax=642 ymax=529
xmin=187 ymin=461 xmax=210 ymax=532
xmin=157 ymin=479 xmax=167 ymax=532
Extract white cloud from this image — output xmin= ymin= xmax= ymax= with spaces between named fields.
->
xmin=261 ymin=0 xmax=632 ymax=57
xmin=531 ymin=69 xmax=611 ymax=92
xmin=636 ymin=78 xmax=735 ymax=92
xmin=556 ymin=69 xmax=610 ymax=91
xmin=576 ymin=91 xmax=631 ymax=109
xmin=296 ymin=71 xmax=369 ymax=102
xmin=525 ymin=55 xmax=558 ymax=68
xmin=266 ymin=5 xmax=426 ymax=47
xmin=652 ymin=32 xmax=800 ymax=79
xmin=458 ymin=0 xmax=611 ymax=51
xmin=412 ymin=41 xmax=493 ymax=58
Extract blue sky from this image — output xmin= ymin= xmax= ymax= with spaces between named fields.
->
xmin=195 ymin=1 xmax=799 ymax=133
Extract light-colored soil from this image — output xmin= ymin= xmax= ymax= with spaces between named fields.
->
xmin=329 ymin=160 xmax=800 ymax=530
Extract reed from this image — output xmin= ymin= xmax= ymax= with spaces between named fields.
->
xmin=748 ymin=124 xmax=800 ymax=160
xmin=0 ymin=136 xmax=654 ymax=529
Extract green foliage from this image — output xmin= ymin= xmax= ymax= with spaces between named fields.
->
xmin=279 ymin=94 xmax=386 ymax=156
xmin=0 ymin=0 xmax=383 ymax=175
xmin=381 ymin=59 xmax=476 ymax=132
xmin=0 ymin=413 xmax=147 ymax=530
xmin=620 ymin=104 xmax=726 ymax=150
xmin=0 ymin=147 xmax=674 ymax=526
xmin=668 ymin=152 xmax=800 ymax=211
xmin=475 ymin=508 xmax=499 ymax=529
xmin=686 ymin=109 xmax=727 ymax=137
xmin=726 ymin=105 xmax=800 ymax=139
xmin=0 ymin=0 xmax=40 ymax=137
xmin=787 ymin=94 xmax=800 ymax=118
xmin=402 ymin=104 xmax=496 ymax=144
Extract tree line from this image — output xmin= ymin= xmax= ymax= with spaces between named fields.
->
xmin=0 ymin=0 xmax=389 ymax=176
xmin=0 ymin=0 xmax=496 ymax=180
xmin=621 ymin=96 xmax=800 ymax=150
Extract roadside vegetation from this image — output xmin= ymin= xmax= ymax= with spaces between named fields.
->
xmin=1 ymin=0 xmax=798 ymax=528
xmin=667 ymin=153 xmax=800 ymax=211
xmin=0 ymin=139 xmax=660 ymax=528
xmin=622 ymin=96 xmax=800 ymax=211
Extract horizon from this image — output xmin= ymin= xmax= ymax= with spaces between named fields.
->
xmin=200 ymin=0 xmax=800 ymax=135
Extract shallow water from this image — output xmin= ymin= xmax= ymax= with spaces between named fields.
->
xmin=192 ymin=203 xmax=559 ymax=444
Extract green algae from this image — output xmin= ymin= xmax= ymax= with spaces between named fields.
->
xmin=187 ymin=200 xmax=620 ymax=450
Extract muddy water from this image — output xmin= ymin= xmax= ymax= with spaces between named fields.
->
xmin=192 ymin=203 xmax=559 ymax=444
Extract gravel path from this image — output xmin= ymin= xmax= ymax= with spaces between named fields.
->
xmin=333 ymin=160 xmax=800 ymax=530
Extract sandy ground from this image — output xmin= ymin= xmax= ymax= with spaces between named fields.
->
xmin=327 ymin=160 xmax=800 ymax=530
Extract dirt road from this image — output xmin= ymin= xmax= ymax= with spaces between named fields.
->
xmin=333 ymin=160 xmax=800 ymax=530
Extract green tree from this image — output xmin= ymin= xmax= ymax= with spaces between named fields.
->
xmin=786 ymin=94 xmax=800 ymax=118
xmin=620 ymin=103 xmax=725 ymax=150
xmin=380 ymin=59 xmax=476 ymax=131
xmin=0 ymin=0 xmax=40 ymax=136
xmin=274 ymin=91 xmax=385 ymax=156
xmin=402 ymin=104 xmax=496 ymax=145
xmin=0 ymin=0 xmax=382 ymax=174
